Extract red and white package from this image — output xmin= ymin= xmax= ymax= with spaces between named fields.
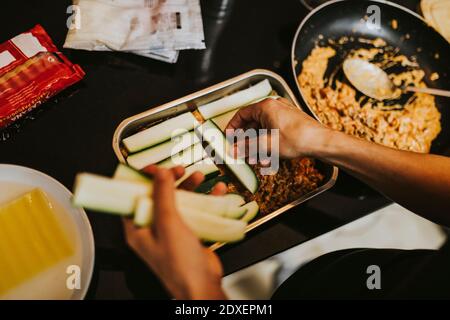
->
xmin=0 ymin=25 xmax=85 ymax=129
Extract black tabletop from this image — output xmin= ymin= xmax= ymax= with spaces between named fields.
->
xmin=1 ymin=0 xmax=420 ymax=299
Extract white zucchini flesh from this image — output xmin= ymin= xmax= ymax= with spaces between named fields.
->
xmin=74 ymin=171 xmax=249 ymax=242
xmin=240 ymin=201 xmax=259 ymax=223
xmin=114 ymin=163 xmax=153 ymax=185
xmin=197 ymin=120 xmax=259 ymax=193
xmin=127 ymin=131 xmax=200 ymax=170
xmin=132 ymin=197 xmax=247 ymax=242
xmin=175 ymin=158 xmax=220 ymax=186
xmin=180 ymin=207 xmax=246 ymax=242
xmin=123 ymin=112 xmax=200 ymax=153
xmin=134 ymin=197 xmax=153 ymax=227
xmin=111 ymin=166 xmax=246 ymax=218
xmin=73 ymin=173 xmax=151 ymax=215
xmin=198 ymin=79 xmax=272 ymax=119
xmin=224 ymin=193 xmax=246 ymax=206
xmin=211 ymin=109 xmax=239 ymax=132
xmin=158 ymin=143 xmax=206 ymax=169
xmin=176 ymin=190 xmax=247 ymax=218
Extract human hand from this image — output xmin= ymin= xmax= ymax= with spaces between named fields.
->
xmin=226 ymin=98 xmax=329 ymax=159
xmin=123 ymin=165 xmax=227 ymax=300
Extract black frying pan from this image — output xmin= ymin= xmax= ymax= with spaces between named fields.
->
xmin=291 ymin=0 xmax=450 ymax=156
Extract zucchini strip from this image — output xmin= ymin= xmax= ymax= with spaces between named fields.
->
xmin=73 ymin=173 xmax=151 ymax=215
xmin=114 ymin=163 xmax=153 ymax=184
xmin=132 ymin=198 xmax=247 ymax=242
xmin=123 ymin=112 xmax=200 ymax=153
xmin=175 ymin=158 xmax=220 ymax=186
xmin=240 ymin=201 xmax=259 ymax=222
xmin=197 ymin=120 xmax=259 ymax=193
xmin=127 ymin=131 xmax=199 ymax=170
xmin=195 ymin=175 xmax=231 ymax=194
xmin=198 ymin=79 xmax=272 ymax=119
xmin=180 ymin=207 xmax=246 ymax=243
xmin=159 ymin=143 xmax=206 ymax=169
xmin=134 ymin=197 xmax=153 ymax=227
xmin=176 ymin=190 xmax=247 ymax=218
xmin=111 ymin=165 xmax=246 ymax=217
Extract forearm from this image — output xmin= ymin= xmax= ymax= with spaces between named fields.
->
xmin=311 ymin=128 xmax=450 ymax=227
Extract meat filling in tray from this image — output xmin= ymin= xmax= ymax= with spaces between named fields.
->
xmin=228 ymin=158 xmax=324 ymax=215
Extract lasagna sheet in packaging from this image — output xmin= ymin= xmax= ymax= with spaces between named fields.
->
xmin=0 ymin=25 xmax=85 ymax=129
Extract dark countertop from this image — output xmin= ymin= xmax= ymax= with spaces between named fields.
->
xmin=1 ymin=0 xmax=420 ymax=299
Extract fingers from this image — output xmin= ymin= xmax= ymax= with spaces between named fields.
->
xmin=152 ymin=168 xmax=177 ymax=224
xmin=229 ymin=134 xmax=260 ymax=160
xmin=226 ymin=103 xmax=262 ymax=130
xmin=122 ymin=217 xmax=157 ymax=251
xmin=178 ymin=171 xmax=205 ymax=191
xmin=142 ymin=165 xmax=185 ymax=180
xmin=170 ymin=166 xmax=185 ymax=180
xmin=142 ymin=164 xmax=158 ymax=176
xmin=210 ymin=182 xmax=227 ymax=196
xmin=278 ymin=97 xmax=296 ymax=108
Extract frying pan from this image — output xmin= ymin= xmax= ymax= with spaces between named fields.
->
xmin=291 ymin=0 xmax=450 ymax=156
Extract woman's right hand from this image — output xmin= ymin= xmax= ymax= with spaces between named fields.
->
xmin=226 ymin=98 xmax=330 ymax=159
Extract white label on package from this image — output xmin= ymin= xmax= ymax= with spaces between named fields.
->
xmin=11 ymin=33 xmax=47 ymax=58
xmin=0 ymin=50 xmax=16 ymax=68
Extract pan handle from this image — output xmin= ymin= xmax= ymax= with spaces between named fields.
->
xmin=405 ymin=86 xmax=450 ymax=98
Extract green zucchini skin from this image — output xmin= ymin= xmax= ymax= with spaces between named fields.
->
xmin=197 ymin=120 xmax=259 ymax=193
xmin=195 ymin=175 xmax=231 ymax=194
xmin=175 ymin=158 xmax=220 ymax=186
xmin=113 ymin=164 xmax=153 ymax=184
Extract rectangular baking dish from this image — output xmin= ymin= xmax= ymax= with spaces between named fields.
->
xmin=113 ymin=69 xmax=338 ymax=250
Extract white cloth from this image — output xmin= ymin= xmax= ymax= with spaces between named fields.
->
xmin=64 ymin=0 xmax=205 ymax=63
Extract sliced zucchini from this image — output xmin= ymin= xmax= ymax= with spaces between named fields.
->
xmin=195 ymin=175 xmax=231 ymax=194
xmin=134 ymin=197 xmax=153 ymax=227
xmin=113 ymin=164 xmax=153 ymax=185
xmin=175 ymin=158 xmax=220 ymax=187
xmin=127 ymin=131 xmax=199 ymax=170
xmin=198 ymin=79 xmax=272 ymax=120
xmin=225 ymin=206 xmax=248 ymax=219
xmin=240 ymin=201 xmax=259 ymax=222
xmin=123 ymin=112 xmax=200 ymax=153
xmin=224 ymin=193 xmax=246 ymax=206
xmin=197 ymin=120 xmax=259 ymax=193
xmin=176 ymin=190 xmax=246 ymax=218
xmin=180 ymin=207 xmax=246 ymax=243
xmin=112 ymin=164 xmax=243 ymax=217
xmin=73 ymin=173 xmax=151 ymax=215
xmin=133 ymin=198 xmax=247 ymax=242
xmin=211 ymin=109 xmax=239 ymax=132
xmin=158 ymin=143 xmax=206 ymax=169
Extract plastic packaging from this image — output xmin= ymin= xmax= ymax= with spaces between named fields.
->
xmin=0 ymin=25 xmax=85 ymax=129
xmin=64 ymin=0 xmax=206 ymax=63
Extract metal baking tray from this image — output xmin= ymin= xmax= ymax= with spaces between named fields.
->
xmin=113 ymin=69 xmax=338 ymax=249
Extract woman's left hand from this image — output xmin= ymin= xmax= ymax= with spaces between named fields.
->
xmin=123 ymin=165 xmax=228 ymax=300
